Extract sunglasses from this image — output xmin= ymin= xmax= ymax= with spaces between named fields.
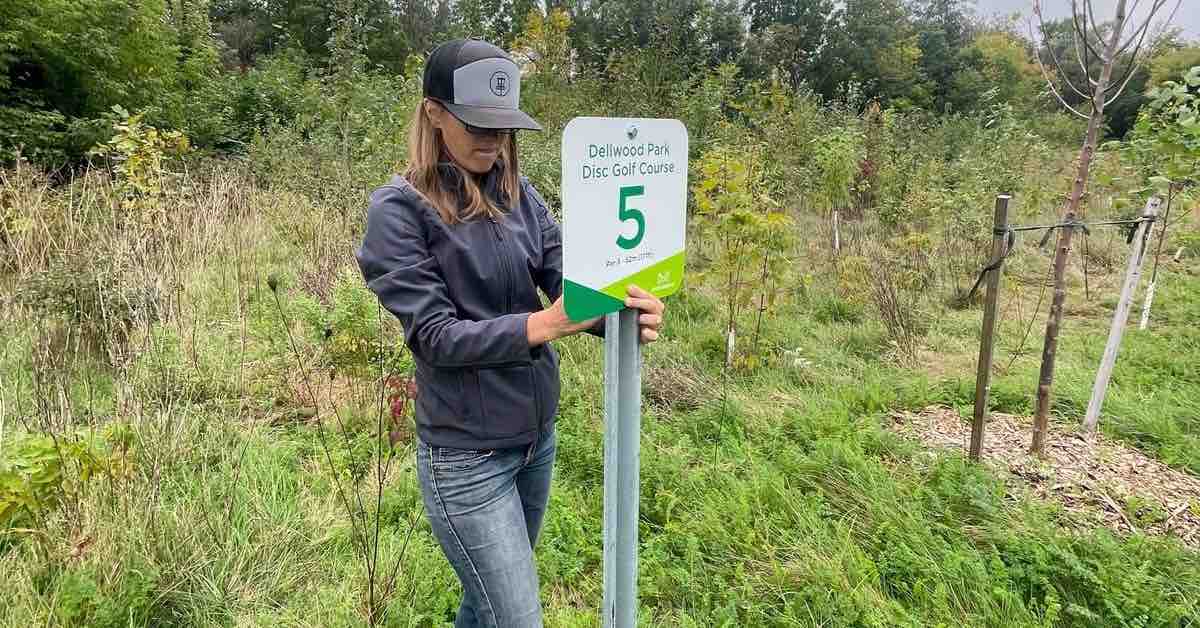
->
xmin=463 ymin=123 xmax=516 ymax=137
xmin=431 ymin=99 xmax=516 ymax=137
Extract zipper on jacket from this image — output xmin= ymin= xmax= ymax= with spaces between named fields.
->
xmin=488 ymin=214 xmax=542 ymax=462
xmin=491 ymin=214 xmax=541 ymax=462
xmin=489 ymin=216 xmax=512 ymax=314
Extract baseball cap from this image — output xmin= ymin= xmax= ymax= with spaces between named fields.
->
xmin=423 ymin=39 xmax=543 ymax=132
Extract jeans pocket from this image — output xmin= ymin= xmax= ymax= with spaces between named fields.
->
xmin=432 ymin=446 xmax=494 ymax=471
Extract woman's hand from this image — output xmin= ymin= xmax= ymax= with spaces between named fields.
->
xmin=624 ymin=285 xmax=665 ymax=344
xmin=527 ymin=296 xmax=600 ymax=346
xmin=527 ymin=287 xmax=665 ymax=346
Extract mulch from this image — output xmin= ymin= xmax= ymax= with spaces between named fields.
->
xmin=889 ymin=405 xmax=1200 ymax=550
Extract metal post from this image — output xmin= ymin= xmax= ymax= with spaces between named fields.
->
xmin=1083 ymin=199 xmax=1158 ymax=433
xmin=602 ymin=308 xmax=641 ymax=627
xmin=970 ymin=195 xmax=1010 ymax=461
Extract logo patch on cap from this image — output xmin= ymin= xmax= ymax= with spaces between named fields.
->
xmin=490 ymin=71 xmax=511 ymax=97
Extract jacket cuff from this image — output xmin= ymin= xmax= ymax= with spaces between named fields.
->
xmin=501 ymin=311 xmax=536 ymax=361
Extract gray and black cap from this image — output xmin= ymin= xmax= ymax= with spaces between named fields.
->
xmin=424 ymin=39 xmax=542 ymax=132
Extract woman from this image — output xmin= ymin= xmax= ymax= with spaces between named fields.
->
xmin=356 ymin=39 xmax=665 ymax=627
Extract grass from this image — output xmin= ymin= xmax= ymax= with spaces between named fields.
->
xmin=2 ymin=160 xmax=1199 ymax=627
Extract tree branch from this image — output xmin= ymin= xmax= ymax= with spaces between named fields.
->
xmin=1072 ymin=0 xmax=1105 ymax=77
xmin=1029 ymin=14 xmax=1092 ymax=110
xmin=1033 ymin=3 xmax=1093 ymax=100
xmin=1103 ymin=0 xmax=1182 ymax=106
xmin=1070 ymin=0 xmax=1097 ymax=85
xmin=1085 ymin=0 xmax=1104 ymax=45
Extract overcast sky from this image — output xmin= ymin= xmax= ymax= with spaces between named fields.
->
xmin=974 ymin=0 xmax=1198 ymax=41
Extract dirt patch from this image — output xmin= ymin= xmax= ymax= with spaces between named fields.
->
xmin=890 ymin=405 xmax=1200 ymax=549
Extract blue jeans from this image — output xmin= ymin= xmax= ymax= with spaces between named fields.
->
xmin=416 ymin=428 xmax=555 ymax=628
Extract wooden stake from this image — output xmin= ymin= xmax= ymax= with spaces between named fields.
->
xmin=1139 ymin=186 xmax=1175 ymax=331
xmin=970 ymin=195 xmax=1011 ymax=461
xmin=832 ymin=209 xmax=841 ymax=255
xmin=1082 ymin=198 xmax=1159 ymax=433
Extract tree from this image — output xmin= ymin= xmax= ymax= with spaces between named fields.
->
xmin=819 ymin=0 xmax=929 ymax=106
xmin=0 ymin=0 xmax=223 ymax=165
xmin=948 ymin=31 xmax=1044 ymax=112
xmin=1028 ymin=0 xmax=1181 ymax=453
xmin=913 ymin=0 xmax=974 ymax=112
xmin=740 ymin=0 xmax=835 ymax=89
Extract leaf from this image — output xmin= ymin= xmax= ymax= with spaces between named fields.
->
xmin=1148 ymin=176 xmax=1173 ymax=191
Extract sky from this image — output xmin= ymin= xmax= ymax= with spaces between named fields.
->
xmin=975 ymin=0 xmax=1198 ymax=41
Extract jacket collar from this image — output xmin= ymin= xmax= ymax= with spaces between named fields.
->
xmin=434 ymin=158 xmax=507 ymax=208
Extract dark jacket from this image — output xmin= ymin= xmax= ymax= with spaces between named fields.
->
xmin=356 ymin=165 xmax=587 ymax=450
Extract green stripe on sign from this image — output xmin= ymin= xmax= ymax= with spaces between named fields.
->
xmin=564 ymin=279 xmax=625 ymax=322
xmin=598 ymin=250 xmax=686 ymax=301
xmin=564 ymin=251 xmax=686 ymax=322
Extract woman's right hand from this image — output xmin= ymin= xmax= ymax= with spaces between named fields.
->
xmin=527 ymin=297 xmax=599 ymax=346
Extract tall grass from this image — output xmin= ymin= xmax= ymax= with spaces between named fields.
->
xmin=2 ymin=86 xmax=1198 ymax=626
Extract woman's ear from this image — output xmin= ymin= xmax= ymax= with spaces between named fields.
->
xmin=423 ymin=99 xmax=442 ymax=130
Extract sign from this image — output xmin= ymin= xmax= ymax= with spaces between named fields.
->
xmin=562 ymin=117 xmax=689 ymax=322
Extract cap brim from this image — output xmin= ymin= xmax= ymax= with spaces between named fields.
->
xmin=442 ymin=102 xmax=543 ymax=132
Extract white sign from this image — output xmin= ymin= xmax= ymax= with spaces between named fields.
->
xmin=562 ymin=117 xmax=689 ymax=322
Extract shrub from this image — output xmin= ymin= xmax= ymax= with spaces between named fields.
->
xmin=52 ymin=563 xmax=159 ymax=628
xmin=0 ymin=427 xmax=130 ymax=536
xmin=293 ymin=267 xmax=408 ymax=379
xmin=812 ymin=294 xmax=864 ymax=324
xmin=19 ymin=250 xmax=163 ymax=364
xmin=865 ymin=233 xmax=934 ymax=364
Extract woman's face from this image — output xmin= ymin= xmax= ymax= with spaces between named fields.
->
xmin=424 ymin=99 xmax=505 ymax=175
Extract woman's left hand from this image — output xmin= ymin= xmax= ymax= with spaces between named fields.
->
xmin=624 ymin=285 xmax=666 ymax=345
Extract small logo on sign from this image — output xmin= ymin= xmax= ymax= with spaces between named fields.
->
xmin=654 ymin=271 xmax=674 ymax=290
xmin=626 ymin=124 xmax=638 ymax=141
xmin=490 ymin=71 xmax=510 ymax=97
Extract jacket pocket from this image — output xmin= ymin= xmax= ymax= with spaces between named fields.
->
xmin=473 ymin=364 xmax=538 ymax=439
xmin=414 ymin=362 xmax=466 ymax=431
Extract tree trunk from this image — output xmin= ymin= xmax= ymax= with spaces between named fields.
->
xmin=1031 ymin=0 xmax=1129 ymax=456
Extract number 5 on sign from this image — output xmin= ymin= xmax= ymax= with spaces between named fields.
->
xmin=562 ymin=117 xmax=689 ymax=322
xmin=616 ymin=186 xmax=645 ymax=250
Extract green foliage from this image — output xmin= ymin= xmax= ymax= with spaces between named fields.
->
xmin=18 ymin=249 xmax=163 ymax=363
xmin=812 ymin=125 xmax=864 ymax=211
xmin=691 ymin=139 xmax=795 ymax=367
xmin=89 ymin=107 xmax=191 ymax=218
xmin=294 ymin=268 xmax=409 ymax=378
xmin=1148 ymin=47 xmax=1200 ymax=88
xmin=1 ymin=427 xmax=129 ymax=534
xmin=51 ymin=563 xmax=158 ymax=628
xmin=0 ymin=0 xmax=224 ymax=165
xmin=1131 ymin=64 xmax=1200 ymax=188
xmin=247 ymin=62 xmax=417 ymax=200
xmin=812 ymin=294 xmax=865 ymax=324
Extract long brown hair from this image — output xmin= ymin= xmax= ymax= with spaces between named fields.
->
xmin=403 ymin=99 xmax=521 ymax=224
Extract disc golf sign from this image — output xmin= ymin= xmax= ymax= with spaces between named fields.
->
xmin=562 ymin=117 xmax=689 ymax=322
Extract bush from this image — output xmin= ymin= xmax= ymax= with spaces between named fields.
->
xmin=1 ymin=427 xmax=129 ymax=536
xmin=19 ymin=250 xmax=164 ymax=364
xmin=865 ymin=234 xmax=934 ymax=364
xmin=813 ymin=294 xmax=864 ymax=324
xmin=52 ymin=562 xmax=159 ymax=628
xmin=293 ymin=267 xmax=408 ymax=378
